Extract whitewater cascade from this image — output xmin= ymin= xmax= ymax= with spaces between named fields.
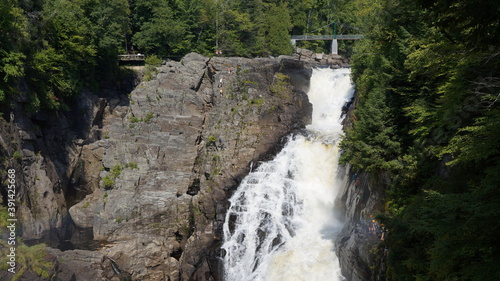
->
xmin=222 ymin=68 xmax=354 ymax=281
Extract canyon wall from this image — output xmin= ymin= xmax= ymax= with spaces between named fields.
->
xmin=1 ymin=52 xmax=349 ymax=280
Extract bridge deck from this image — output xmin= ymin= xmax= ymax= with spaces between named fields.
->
xmin=291 ymin=34 xmax=363 ymax=40
xmin=118 ymin=54 xmax=145 ymax=61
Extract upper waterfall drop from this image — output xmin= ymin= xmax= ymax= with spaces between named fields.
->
xmin=222 ymin=68 xmax=354 ymax=281
xmin=307 ymin=67 xmax=354 ymax=141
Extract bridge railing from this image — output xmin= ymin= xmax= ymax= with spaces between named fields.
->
xmin=291 ymin=34 xmax=364 ymax=40
xmin=117 ymin=54 xmax=145 ymax=61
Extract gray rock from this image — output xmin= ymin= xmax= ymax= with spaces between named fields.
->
xmin=70 ymin=53 xmax=313 ymax=280
xmin=335 ymin=168 xmax=388 ymax=281
xmin=46 ymin=248 xmax=106 ymax=281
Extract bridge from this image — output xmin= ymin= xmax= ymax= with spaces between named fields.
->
xmin=117 ymin=54 xmax=145 ymax=62
xmin=291 ymin=35 xmax=364 ymax=41
xmin=291 ymin=22 xmax=364 ymax=54
xmin=291 ymin=34 xmax=364 ymax=55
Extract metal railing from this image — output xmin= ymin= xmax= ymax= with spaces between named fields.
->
xmin=291 ymin=34 xmax=364 ymax=40
xmin=117 ymin=54 xmax=146 ymax=61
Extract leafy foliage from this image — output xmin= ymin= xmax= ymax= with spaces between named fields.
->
xmin=101 ymin=163 xmax=123 ymax=189
xmin=0 ymin=0 xmax=363 ymax=112
xmin=341 ymin=0 xmax=500 ymax=280
xmin=0 ymin=240 xmax=53 ymax=280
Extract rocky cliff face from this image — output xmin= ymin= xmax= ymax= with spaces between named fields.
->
xmin=335 ymin=93 xmax=388 ymax=281
xmin=335 ymin=169 xmax=388 ymax=281
xmin=68 ymin=53 xmax=313 ymax=281
xmin=0 ymin=88 xmax=110 ymax=241
xmin=1 ymin=52 xmax=350 ymax=280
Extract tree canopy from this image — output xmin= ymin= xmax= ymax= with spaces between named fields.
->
xmin=0 ymin=0 xmax=357 ymax=112
xmin=340 ymin=0 xmax=500 ymax=280
xmin=1 ymin=1 xmax=498 ymax=279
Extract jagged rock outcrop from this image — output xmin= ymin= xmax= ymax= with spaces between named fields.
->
xmin=335 ymin=169 xmax=388 ymax=281
xmin=67 ymin=53 xmax=313 ymax=280
xmin=0 ymin=71 xmax=136 ymax=279
xmin=291 ymin=47 xmax=351 ymax=68
xmin=0 ymin=89 xmax=110 ymax=241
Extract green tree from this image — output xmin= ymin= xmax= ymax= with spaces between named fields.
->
xmin=218 ymin=8 xmax=254 ymax=57
xmin=261 ymin=2 xmax=293 ymax=56
xmin=84 ymin=0 xmax=130 ymax=62
xmin=0 ymin=0 xmax=27 ymax=106
xmin=131 ymin=0 xmax=186 ymax=56
xmin=341 ymin=0 xmax=500 ymax=280
xmin=24 ymin=0 xmax=97 ymax=111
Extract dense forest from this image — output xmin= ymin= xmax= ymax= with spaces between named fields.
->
xmin=339 ymin=0 xmax=500 ymax=280
xmin=0 ymin=0 xmax=359 ymax=113
xmin=1 ymin=0 xmax=499 ymax=280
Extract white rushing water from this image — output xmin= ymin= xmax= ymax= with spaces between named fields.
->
xmin=222 ymin=68 xmax=354 ymax=281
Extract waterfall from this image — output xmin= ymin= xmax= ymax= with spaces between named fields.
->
xmin=222 ymin=68 xmax=354 ymax=281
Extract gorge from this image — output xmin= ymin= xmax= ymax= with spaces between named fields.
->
xmin=1 ymin=52 xmax=377 ymax=280
xmin=222 ymin=68 xmax=353 ymax=281
xmin=1 ymin=0 xmax=499 ymax=279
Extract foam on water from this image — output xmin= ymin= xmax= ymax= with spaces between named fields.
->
xmin=222 ymin=68 xmax=354 ymax=281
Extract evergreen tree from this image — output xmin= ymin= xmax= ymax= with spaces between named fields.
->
xmin=341 ymin=0 xmax=500 ymax=279
xmin=0 ymin=0 xmax=27 ymax=107
xmin=131 ymin=0 xmax=186 ymax=56
xmin=262 ymin=2 xmax=293 ymax=56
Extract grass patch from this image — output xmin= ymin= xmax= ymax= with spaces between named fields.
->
xmin=129 ymin=112 xmax=154 ymax=124
xmin=250 ymin=98 xmax=264 ymax=106
xmin=143 ymin=112 xmax=154 ymax=123
xmin=270 ymin=73 xmax=291 ymax=99
xmin=206 ymin=135 xmax=217 ymax=147
xmin=129 ymin=116 xmax=141 ymax=123
xmin=102 ymin=175 xmax=115 ymax=190
xmin=0 ymin=241 xmax=53 ymax=280
xmin=143 ymin=65 xmax=158 ymax=82
xmin=127 ymin=162 xmax=139 ymax=169
xmin=145 ymin=55 xmax=162 ymax=66
xmin=13 ymin=151 xmax=22 ymax=160
xmin=110 ymin=164 xmax=123 ymax=178
xmin=101 ymin=164 xmax=123 ymax=189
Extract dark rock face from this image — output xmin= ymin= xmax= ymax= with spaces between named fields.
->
xmin=1 ymin=53 xmax=318 ymax=280
xmin=335 ymin=170 xmax=388 ymax=281
xmin=1 ymin=89 xmax=109 ymax=241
